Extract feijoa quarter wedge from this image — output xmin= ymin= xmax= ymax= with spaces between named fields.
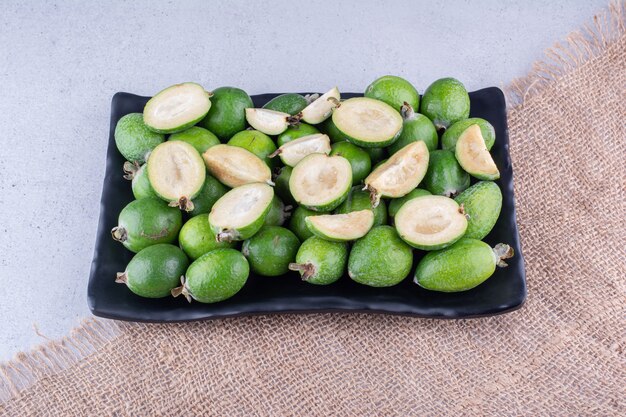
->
xmin=245 ymin=108 xmax=299 ymax=135
xmin=454 ymin=124 xmax=500 ymax=180
xmin=203 ymin=144 xmax=273 ymax=188
xmin=305 ymin=209 xmax=374 ymax=242
xmin=143 ymin=82 xmax=212 ymax=134
xmin=300 ymin=87 xmax=341 ymax=124
xmin=270 ymin=133 xmax=331 ymax=167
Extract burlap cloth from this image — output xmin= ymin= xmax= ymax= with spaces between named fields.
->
xmin=1 ymin=4 xmax=625 ymax=416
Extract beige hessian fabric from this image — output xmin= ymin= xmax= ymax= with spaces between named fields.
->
xmin=1 ymin=3 xmax=625 ymax=416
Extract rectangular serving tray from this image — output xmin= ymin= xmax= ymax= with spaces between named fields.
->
xmin=88 ymin=88 xmax=526 ymax=322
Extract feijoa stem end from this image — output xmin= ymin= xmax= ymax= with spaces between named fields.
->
xmin=362 ymin=184 xmax=381 ymax=208
xmin=111 ymin=226 xmax=127 ymax=242
xmin=493 ymin=243 xmax=514 ymax=267
xmin=169 ymin=197 xmax=194 ymax=212
xmin=327 ymin=96 xmax=341 ymax=108
xmin=400 ymin=102 xmax=415 ymax=120
xmin=286 ymin=113 xmax=302 ymax=127
xmin=171 ymin=276 xmax=192 ymax=303
xmin=115 ymin=272 xmax=127 ymax=284
xmin=122 ymin=161 xmax=140 ymax=180
xmin=268 ymin=148 xmax=282 ymax=158
xmin=288 ymin=263 xmax=316 ymax=281
xmin=216 ymin=229 xmax=237 ymax=243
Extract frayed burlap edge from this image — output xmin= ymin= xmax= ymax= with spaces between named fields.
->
xmin=1 ymin=0 xmax=624 ymax=406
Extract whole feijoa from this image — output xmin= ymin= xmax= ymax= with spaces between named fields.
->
xmin=189 ymin=174 xmax=229 ymax=216
xmin=454 ymin=181 xmax=502 ymax=240
xmin=200 ymin=86 xmax=254 ymax=140
xmin=365 ymin=75 xmax=420 ymax=113
xmin=277 ymin=123 xmax=320 ymax=147
xmin=335 ymin=186 xmax=388 ymax=227
xmin=242 ymin=226 xmax=301 ymax=276
xmin=423 ymin=149 xmax=470 ymax=197
xmin=388 ymin=103 xmax=438 ymax=154
xmin=442 ymin=118 xmax=496 ymax=151
xmin=330 ymin=141 xmax=372 ymax=185
xmin=262 ymin=93 xmax=308 ymax=115
xmin=169 ymin=126 xmax=220 ymax=154
xmin=289 ymin=236 xmax=348 ymax=285
xmin=114 ymin=113 xmax=164 ymax=163
xmin=420 ymin=77 xmax=470 ymax=130
xmin=228 ymin=129 xmax=278 ymax=167
xmin=179 ymin=214 xmax=235 ymax=260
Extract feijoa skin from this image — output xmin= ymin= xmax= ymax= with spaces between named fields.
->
xmin=414 ymin=239 xmax=513 ymax=292
xmin=264 ymin=196 xmax=290 ymax=227
xmin=442 ymin=118 xmax=496 ymax=151
xmin=114 ymin=113 xmax=164 ymax=163
xmin=111 ymin=197 xmax=182 ymax=253
xmin=200 ymin=86 xmax=254 ymax=140
xmin=168 ymin=126 xmax=220 ymax=154
xmin=116 ymin=244 xmax=188 ymax=298
xmin=262 ymin=93 xmax=308 ymax=115
xmin=455 ymin=181 xmax=502 ymax=240
xmin=130 ymin=164 xmax=158 ymax=200
xmin=335 ymin=187 xmax=388 ymax=227
xmin=177 ymin=248 xmax=249 ymax=303
xmin=242 ymin=226 xmax=301 ymax=276
xmin=364 ymin=75 xmax=420 ymax=113
xmin=420 ymin=77 xmax=470 ymax=130
xmin=289 ymin=206 xmax=321 ymax=241
xmin=289 ymin=236 xmax=348 ymax=285
xmin=348 ymin=226 xmax=413 ymax=287
xmin=330 ymin=141 xmax=372 ymax=185
xmin=319 ymin=117 xmax=351 ymax=144
xmin=189 ymin=174 xmax=229 ymax=216
xmin=277 ymin=123 xmax=320 ymax=147
xmin=363 ymin=146 xmax=387 ymax=165
xmin=388 ymin=104 xmax=438 ymax=154
xmin=388 ymin=188 xmax=431 ymax=218
xmin=227 ymin=130 xmax=278 ymax=168
xmin=423 ymin=150 xmax=470 ymax=197
xmin=274 ymin=166 xmax=296 ymax=206
xmin=179 ymin=215 xmax=235 ymax=260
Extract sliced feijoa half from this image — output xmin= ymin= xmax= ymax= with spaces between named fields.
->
xmin=245 ymin=108 xmax=298 ymax=135
xmin=146 ymin=141 xmax=206 ymax=211
xmin=289 ymin=153 xmax=352 ymax=212
xmin=300 ymin=87 xmax=341 ymax=124
xmin=208 ymin=183 xmax=274 ymax=242
xmin=203 ymin=144 xmax=273 ymax=188
xmin=270 ymin=133 xmax=331 ymax=167
xmin=332 ymin=97 xmax=403 ymax=148
xmin=394 ymin=195 xmax=467 ymax=250
xmin=363 ymin=140 xmax=429 ymax=207
xmin=305 ymin=209 xmax=374 ymax=242
xmin=143 ymin=82 xmax=212 ymax=134
xmin=455 ymin=124 xmax=500 ymax=180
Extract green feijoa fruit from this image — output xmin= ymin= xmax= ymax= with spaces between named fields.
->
xmin=272 ymin=134 xmax=331 ymax=167
xmin=179 ymin=215 xmax=235 ymax=260
xmin=143 ymin=82 xmax=212 ymax=134
xmin=363 ymin=146 xmax=387 ymax=164
xmin=203 ymin=144 xmax=273 ymax=188
xmin=305 ymin=209 xmax=374 ymax=242
xmin=414 ymin=239 xmax=514 ymax=292
xmin=455 ymin=181 xmax=502 ymax=240
xmin=388 ymin=188 xmax=431 ymax=218
xmin=174 ymin=248 xmax=249 ymax=303
xmin=289 ymin=153 xmax=352 ymax=211
xmin=147 ymin=141 xmax=206 ymax=211
xmin=111 ymin=197 xmax=182 ymax=253
xmin=264 ymin=196 xmax=291 ymax=227
xmin=330 ymin=141 xmax=371 ymax=185
xmin=395 ymin=195 xmax=467 ymax=250
xmin=200 ymin=86 xmax=253 ymax=140
xmin=319 ymin=117 xmax=350 ymax=143
xmin=129 ymin=164 xmax=158 ymax=200
xmin=420 ymin=77 xmax=470 ymax=130
xmin=348 ymin=225 xmax=413 ymax=287
xmin=335 ymin=186 xmax=388 ymax=227
xmin=442 ymin=118 xmax=495 ymax=151
xmin=262 ymin=93 xmax=308 ymax=115
xmin=245 ymin=108 xmax=295 ymax=135
xmin=277 ymin=123 xmax=320 ymax=146
xmin=388 ymin=103 xmax=438 ymax=154
xmin=274 ymin=166 xmax=296 ymax=206
xmin=300 ymin=87 xmax=341 ymax=124
xmin=189 ymin=174 xmax=229 ymax=216
xmin=116 ymin=244 xmax=188 ymax=298
xmin=242 ymin=226 xmax=300 ymax=276
xmin=364 ymin=75 xmax=420 ymax=113
xmin=423 ymin=150 xmax=470 ymax=197
xmin=227 ymin=130 xmax=278 ymax=168
xmin=168 ymin=126 xmax=220 ymax=154
xmin=455 ymin=125 xmax=500 ymax=180
xmin=114 ymin=113 xmax=164 ymax=163
xmin=289 ymin=206 xmax=321 ymax=241
xmin=332 ymin=97 xmax=403 ymax=147
xmin=289 ymin=236 xmax=347 ymax=285
xmin=209 ymin=183 xmax=274 ymax=242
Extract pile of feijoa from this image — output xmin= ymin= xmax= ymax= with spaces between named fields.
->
xmin=112 ymin=77 xmax=514 ymax=303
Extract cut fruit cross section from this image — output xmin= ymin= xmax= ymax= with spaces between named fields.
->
xmin=300 ymin=87 xmax=341 ymax=124
xmin=143 ymin=82 xmax=212 ymax=134
xmin=455 ymin=124 xmax=500 ymax=180
xmin=270 ymin=133 xmax=331 ymax=167
xmin=305 ymin=209 xmax=374 ymax=242
xmin=245 ymin=108 xmax=298 ymax=135
xmin=203 ymin=144 xmax=273 ymax=188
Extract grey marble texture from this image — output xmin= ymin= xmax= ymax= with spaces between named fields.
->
xmin=0 ymin=0 xmax=607 ymax=361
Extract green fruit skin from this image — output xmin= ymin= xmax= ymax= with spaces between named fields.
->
xmin=200 ymin=87 xmax=253 ymax=140
xmin=294 ymin=236 xmax=347 ymax=285
xmin=348 ymin=226 xmax=413 ymax=287
xmin=131 ymin=165 xmax=158 ymax=200
xmin=455 ymin=181 xmax=502 ymax=240
xmin=289 ymin=206 xmax=322 ymax=241
xmin=388 ymin=112 xmax=438 ymax=154
xmin=116 ymin=197 xmax=182 ymax=253
xmin=264 ymin=196 xmax=288 ymax=227
xmin=209 ymin=195 xmax=273 ymax=241
xmin=420 ymin=78 xmax=470 ymax=130
xmin=185 ymin=248 xmax=249 ymax=303
xmin=168 ymin=126 xmax=220 ymax=154
xmin=330 ymin=141 xmax=372 ymax=185
xmin=114 ymin=113 xmax=164 ymax=163
xmin=455 ymin=145 xmax=500 ymax=180
xmin=319 ymin=117 xmax=350 ymax=143
xmin=423 ymin=150 xmax=470 ymax=197
xmin=388 ymin=188 xmax=431 ymax=218
xmin=414 ymin=238 xmax=497 ymax=292
xmin=179 ymin=215 xmax=235 ymax=260
xmin=262 ymin=93 xmax=308 ymax=115
xmin=124 ymin=244 xmax=188 ymax=298
xmin=274 ymin=166 xmax=296 ymax=206
xmin=364 ymin=75 xmax=420 ymax=113
xmin=442 ymin=118 xmax=496 ymax=151
xmin=242 ymin=226 xmax=300 ymax=276
xmin=277 ymin=123 xmax=320 ymax=147
xmin=190 ymin=174 xmax=229 ymax=216
xmin=335 ymin=187 xmax=387 ymax=227
xmin=363 ymin=146 xmax=387 ymax=164
xmin=227 ymin=130 xmax=278 ymax=168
